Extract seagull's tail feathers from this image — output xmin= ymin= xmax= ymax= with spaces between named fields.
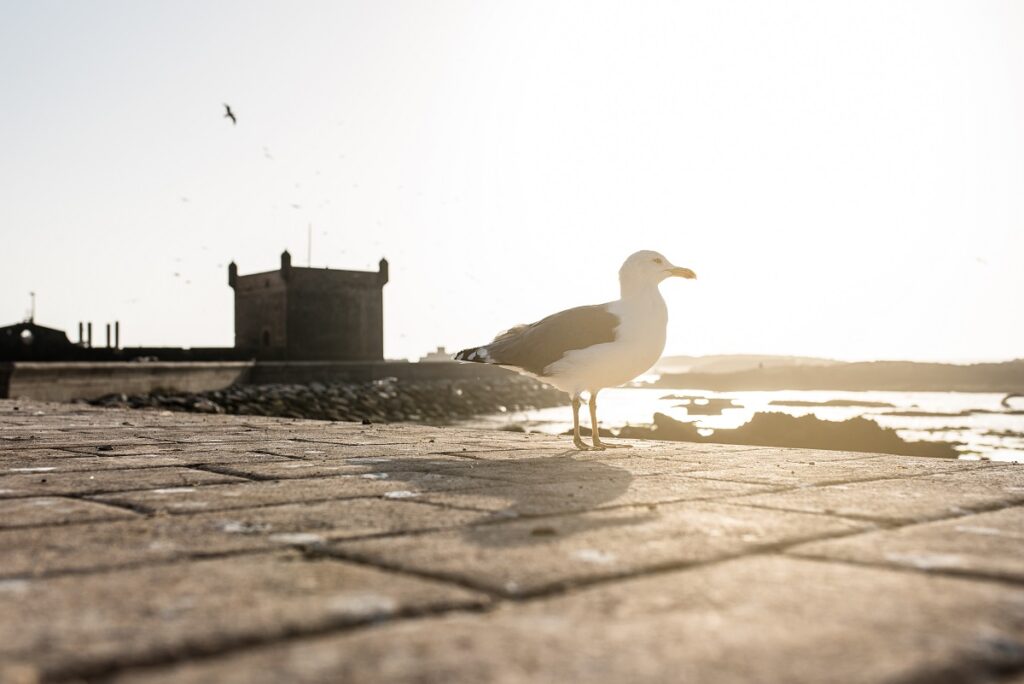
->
xmin=454 ymin=345 xmax=496 ymax=364
xmin=455 ymin=325 xmax=528 ymax=364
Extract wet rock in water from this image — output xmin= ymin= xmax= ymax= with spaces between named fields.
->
xmin=673 ymin=397 xmax=742 ymax=416
xmin=883 ymin=410 xmax=973 ymax=418
xmin=618 ymin=412 xmax=960 ymax=459
xmin=768 ymin=399 xmax=896 ymax=408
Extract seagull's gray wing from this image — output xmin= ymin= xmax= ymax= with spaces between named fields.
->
xmin=469 ymin=304 xmax=620 ymax=376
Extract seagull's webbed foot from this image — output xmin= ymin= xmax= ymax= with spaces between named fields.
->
xmin=573 ymin=436 xmax=594 ymax=451
xmin=592 ymin=437 xmax=628 ymax=449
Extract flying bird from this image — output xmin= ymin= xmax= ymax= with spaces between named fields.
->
xmin=455 ymin=250 xmax=697 ymax=450
xmin=223 ymin=103 xmax=236 ymax=125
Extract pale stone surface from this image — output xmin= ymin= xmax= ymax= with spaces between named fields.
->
xmin=415 ymin=473 xmax=773 ymax=516
xmin=3 ymin=399 xmax=1024 ymax=683
xmin=682 ymin=452 xmax=981 ymax=486
xmin=0 ymin=552 xmax=487 ymax=681
xmin=0 ymin=449 xmax=292 ymax=473
xmin=92 ymin=471 xmax=494 ymax=514
xmin=0 ymin=498 xmax=486 ymax=578
xmin=0 ymin=496 xmax=136 ymax=529
xmin=727 ymin=466 xmax=1024 ymax=523
xmin=0 ymin=466 xmax=246 ymax=498
xmin=791 ymin=505 xmax=1024 ymax=582
xmin=108 ymin=556 xmax=1024 ymax=684
xmin=330 ymin=500 xmax=870 ymax=595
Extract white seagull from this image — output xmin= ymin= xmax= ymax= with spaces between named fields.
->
xmin=455 ymin=250 xmax=697 ymax=450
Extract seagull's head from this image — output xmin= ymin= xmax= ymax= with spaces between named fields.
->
xmin=619 ymin=250 xmax=696 ymax=291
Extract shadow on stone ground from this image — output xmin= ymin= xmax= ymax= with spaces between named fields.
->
xmin=352 ymin=455 xmax=647 ymax=547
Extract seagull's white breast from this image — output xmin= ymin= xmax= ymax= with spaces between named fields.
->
xmin=542 ymin=291 xmax=668 ymax=395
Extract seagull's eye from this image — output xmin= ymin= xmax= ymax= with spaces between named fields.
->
xmin=652 ymin=258 xmax=663 ymax=265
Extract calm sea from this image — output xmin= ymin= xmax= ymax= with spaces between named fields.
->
xmin=459 ymin=387 xmax=1024 ymax=462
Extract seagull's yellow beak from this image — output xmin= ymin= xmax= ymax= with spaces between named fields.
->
xmin=668 ymin=267 xmax=697 ymax=279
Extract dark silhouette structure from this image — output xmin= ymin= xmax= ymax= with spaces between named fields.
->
xmin=229 ymin=251 xmax=388 ymax=361
xmin=0 ymin=322 xmax=76 ymax=361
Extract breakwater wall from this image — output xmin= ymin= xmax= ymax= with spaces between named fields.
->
xmin=0 ymin=360 xmax=523 ymax=402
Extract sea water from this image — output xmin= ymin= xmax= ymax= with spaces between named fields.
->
xmin=459 ymin=387 xmax=1024 ymax=462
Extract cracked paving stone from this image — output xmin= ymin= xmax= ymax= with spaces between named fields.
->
xmin=329 ymin=500 xmax=870 ymax=596
xmin=103 ymin=555 xmax=1024 ymax=684
xmin=790 ymin=505 xmax=1024 ymax=582
xmin=0 ymin=552 xmax=488 ymax=681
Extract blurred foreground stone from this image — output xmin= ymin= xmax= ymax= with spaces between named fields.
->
xmin=1 ymin=399 xmax=1023 ymax=683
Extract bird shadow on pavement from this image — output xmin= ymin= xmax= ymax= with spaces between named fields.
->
xmin=365 ymin=454 xmax=658 ymax=548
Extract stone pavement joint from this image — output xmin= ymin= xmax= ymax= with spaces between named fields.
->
xmin=1 ymin=399 xmax=1023 ymax=684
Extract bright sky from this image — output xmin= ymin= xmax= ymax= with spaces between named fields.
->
xmin=1 ymin=1 xmax=1021 ymax=363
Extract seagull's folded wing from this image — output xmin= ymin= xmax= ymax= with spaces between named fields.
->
xmin=485 ymin=304 xmax=620 ymax=376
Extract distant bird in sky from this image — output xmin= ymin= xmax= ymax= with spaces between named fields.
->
xmin=223 ymin=103 xmax=236 ymax=125
xmin=456 ymin=250 xmax=697 ymax=450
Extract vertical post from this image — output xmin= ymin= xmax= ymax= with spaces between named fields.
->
xmin=29 ymin=292 xmax=35 ymax=323
xmin=115 ymin=321 xmax=120 ymax=349
xmin=106 ymin=324 xmax=111 ymax=348
xmin=87 ymin=322 xmax=93 ymax=348
xmin=78 ymin=322 xmax=83 ymax=344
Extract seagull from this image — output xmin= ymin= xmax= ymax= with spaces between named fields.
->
xmin=455 ymin=250 xmax=697 ymax=450
xmin=223 ymin=103 xmax=237 ymax=125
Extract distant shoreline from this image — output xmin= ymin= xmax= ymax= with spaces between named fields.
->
xmin=647 ymin=359 xmax=1024 ymax=393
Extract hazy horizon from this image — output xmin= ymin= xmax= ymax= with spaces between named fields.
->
xmin=2 ymin=1 xmax=1022 ymax=364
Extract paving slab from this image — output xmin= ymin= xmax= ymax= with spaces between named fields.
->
xmin=0 ymin=449 xmax=292 ymax=473
xmin=0 ymin=552 xmax=487 ymax=682
xmin=415 ymin=473 xmax=773 ymax=516
xmin=0 ymin=497 xmax=137 ymax=529
xmin=329 ymin=500 xmax=870 ymax=596
xmin=0 ymin=466 xmax=247 ymax=498
xmin=195 ymin=454 xmax=484 ymax=480
xmin=91 ymin=471 xmax=494 ymax=514
xmin=790 ymin=505 xmax=1024 ymax=583
xmin=727 ymin=466 xmax=1024 ymax=523
xmin=0 ymin=498 xmax=486 ymax=578
xmin=683 ymin=452 xmax=983 ymax=487
xmin=105 ymin=556 xmax=1024 ymax=684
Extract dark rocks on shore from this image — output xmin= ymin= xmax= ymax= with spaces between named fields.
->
xmin=615 ymin=412 xmax=960 ymax=458
xmin=89 ymin=376 xmax=568 ymax=424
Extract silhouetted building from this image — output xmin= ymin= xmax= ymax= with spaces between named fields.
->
xmin=0 ymin=322 xmax=76 ymax=361
xmin=419 ymin=346 xmax=454 ymax=363
xmin=229 ymin=251 xmax=389 ymax=361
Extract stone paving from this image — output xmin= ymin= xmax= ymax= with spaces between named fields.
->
xmin=1 ymin=400 xmax=1023 ymax=684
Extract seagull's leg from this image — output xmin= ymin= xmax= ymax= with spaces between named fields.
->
xmin=572 ymin=394 xmax=591 ymax=450
xmin=590 ymin=390 xmax=627 ymax=449
xmin=588 ymin=391 xmax=606 ymax=450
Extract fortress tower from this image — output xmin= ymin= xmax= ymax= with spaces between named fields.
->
xmin=228 ymin=251 xmax=388 ymax=361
